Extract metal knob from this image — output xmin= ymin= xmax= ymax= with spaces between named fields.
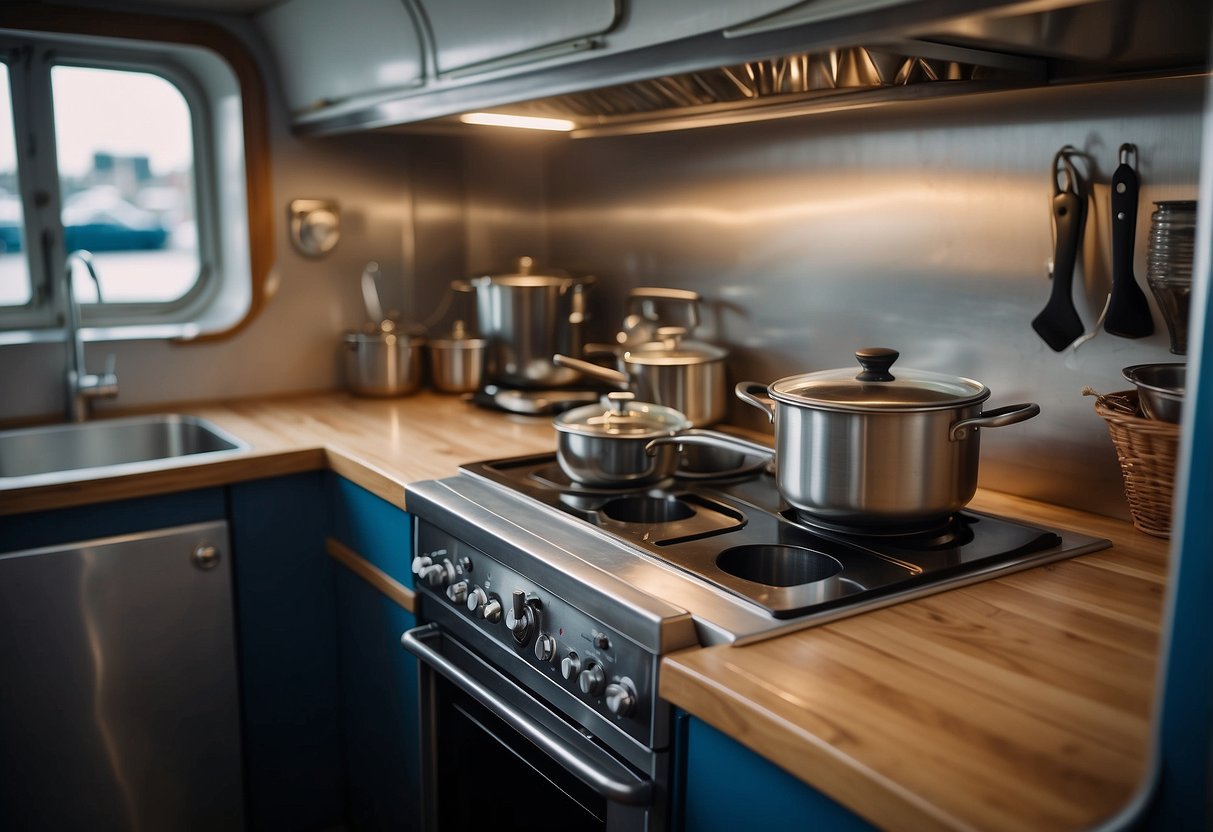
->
xmin=467 ymin=586 xmax=488 ymax=616
xmin=411 ymin=555 xmax=432 ymax=575
xmin=578 ymin=662 xmax=606 ymax=697
xmin=534 ymin=633 xmax=556 ymax=663
xmin=446 ymin=580 xmax=468 ymax=604
xmin=561 ymin=652 xmax=581 ymax=680
xmin=420 ymin=562 xmax=451 ymax=588
xmin=482 ymin=597 xmax=503 ymax=624
xmin=605 ymin=678 xmax=637 ymax=717
xmin=505 ymin=590 xmax=539 ymax=646
xmin=191 ymin=544 xmax=220 ymax=570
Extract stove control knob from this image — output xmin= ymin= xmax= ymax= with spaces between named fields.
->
xmin=420 ymin=561 xmax=452 ymax=588
xmin=467 ymin=586 xmax=500 ymax=622
xmin=482 ymin=596 xmax=503 ymax=624
xmin=605 ymin=678 xmax=637 ymax=718
xmin=446 ymin=580 xmax=468 ymax=604
xmin=505 ymin=590 xmax=539 ymax=646
xmin=578 ymin=662 xmax=606 ymax=697
xmin=560 ymin=652 xmax=581 ymax=680
xmin=410 ymin=555 xmax=432 ymax=575
xmin=534 ymin=633 xmax=556 ymax=663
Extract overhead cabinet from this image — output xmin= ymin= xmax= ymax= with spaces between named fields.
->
xmin=257 ymin=0 xmax=426 ymax=116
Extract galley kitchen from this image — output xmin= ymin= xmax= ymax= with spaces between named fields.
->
xmin=0 ymin=1 xmax=1210 ymax=831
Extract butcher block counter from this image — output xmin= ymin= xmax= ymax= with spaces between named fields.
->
xmin=0 ymin=392 xmax=1170 ymax=831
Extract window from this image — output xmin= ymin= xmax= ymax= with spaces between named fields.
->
xmin=0 ymin=12 xmax=269 ymax=339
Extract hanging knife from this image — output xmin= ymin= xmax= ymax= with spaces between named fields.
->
xmin=1032 ymin=147 xmax=1087 ymax=351
xmin=1103 ymin=143 xmax=1154 ymax=338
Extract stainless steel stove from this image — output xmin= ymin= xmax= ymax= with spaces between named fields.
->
xmin=401 ymin=452 xmax=1108 ymax=831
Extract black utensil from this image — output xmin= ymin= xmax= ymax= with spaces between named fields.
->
xmin=1032 ymin=148 xmax=1086 ymax=351
xmin=1103 ymin=144 xmax=1154 ymax=338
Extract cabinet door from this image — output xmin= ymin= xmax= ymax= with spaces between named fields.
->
xmin=335 ymin=565 xmax=422 ymax=831
xmin=0 ymin=521 xmax=244 ymax=830
xmin=329 ymin=473 xmax=413 ymax=587
xmin=229 ymin=473 xmax=345 ymax=832
xmin=257 ymin=0 xmax=425 ymax=114
xmin=422 ymin=0 xmax=620 ymax=77
xmin=679 ymin=715 xmax=875 ymax=831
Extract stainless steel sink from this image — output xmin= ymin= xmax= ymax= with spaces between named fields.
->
xmin=0 ymin=414 xmax=248 ymax=486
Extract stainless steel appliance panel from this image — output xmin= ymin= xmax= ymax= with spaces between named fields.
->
xmin=0 ymin=521 xmax=244 ymax=831
xmin=541 ymin=74 xmax=1206 ymax=518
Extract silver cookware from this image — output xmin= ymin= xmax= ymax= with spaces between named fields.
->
xmin=554 ymin=392 xmax=691 ymax=487
xmin=428 ymin=320 xmax=485 ymax=394
xmin=343 ymin=323 xmax=425 ymax=397
xmin=555 ymin=327 xmax=728 ymax=428
xmin=648 ymin=348 xmax=1040 ymax=530
xmin=453 ymin=256 xmax=593 ymax=389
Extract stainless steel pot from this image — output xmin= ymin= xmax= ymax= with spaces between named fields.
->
xmin=649 ymin=348 xmax=1040 ymax=530
xmin=453 ymin=256 xmax=592 ymax=389
xmin=555 ymin=327 xmax=728 ymax=427
xmin=343 ymin=324 xmax=425 ymax=397
xmin=429 ymin=320 xmax=486 ymax=394
xmin=554 ymin=392 xmax=691 ymax=487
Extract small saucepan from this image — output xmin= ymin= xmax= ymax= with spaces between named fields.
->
xmin=554 ymin=392 xmax=691 ymax=488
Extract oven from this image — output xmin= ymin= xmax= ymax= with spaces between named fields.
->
xmin=401 ymin=482 xmax=699 ymax=832
xmin=402 ymin=452 xmax=1108 ymax=830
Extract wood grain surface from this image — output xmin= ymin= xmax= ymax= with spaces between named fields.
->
xmin=0 ymin=392 xmax=1171 ymax=831
xmin=662 ymin=489 xmax=1169 ymax=832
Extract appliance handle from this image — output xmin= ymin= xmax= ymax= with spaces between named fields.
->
xmin=401 ymin=623 xmax=654 ymax=807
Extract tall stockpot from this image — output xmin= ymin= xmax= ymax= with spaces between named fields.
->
xmin=649 ymin=348 xmax=1040 ymax=530
xmin=453 ymin=256 xmax=592 ymax=389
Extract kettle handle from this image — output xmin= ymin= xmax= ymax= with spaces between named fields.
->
xmin=736 ymin=381 xmax=776 ymax=423
xmin=949 ymin=403 xmax=1041 ymax=441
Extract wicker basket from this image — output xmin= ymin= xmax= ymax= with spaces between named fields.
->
xmin=1091 ymin=389 xmax=1180 ymax=538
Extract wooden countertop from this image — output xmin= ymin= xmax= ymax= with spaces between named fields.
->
xmin=0 ymin=392 xmax=1171 ymax=831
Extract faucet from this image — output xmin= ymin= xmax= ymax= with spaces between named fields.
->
xmin=64 ymin=250 xmax=118 ymax=422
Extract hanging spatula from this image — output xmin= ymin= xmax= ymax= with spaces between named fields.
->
xmin=1032 ymin=148 xmax=1086 ymax=351
xmin=1103 ymin=143 xmax=1154 ymax=338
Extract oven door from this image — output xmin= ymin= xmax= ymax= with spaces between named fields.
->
xmin=402 ymin=623 xmax=659 ymax=832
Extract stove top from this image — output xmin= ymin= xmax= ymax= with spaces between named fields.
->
xmin=462 ymin=454 xmax=1109 ymax=622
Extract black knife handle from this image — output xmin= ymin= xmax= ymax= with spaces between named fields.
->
xmin=1104 ymin=157 xmax=1154 ymax=338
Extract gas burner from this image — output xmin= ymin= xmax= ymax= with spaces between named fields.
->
xmin=529 ymin=462 xmax=676 ymax=495
xmin=782 ymin=508 xmax=975 ymax=548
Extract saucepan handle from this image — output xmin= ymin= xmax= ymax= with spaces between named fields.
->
xmin=553 ymin=354 xmax=629 ymax=387
xmin=949 ymin=403 xmax=1041 ymax=441
xmin=735 ymin=381 xmax=776 ymax=423
xmin=644 ymin=428 xmax=775 ymax=461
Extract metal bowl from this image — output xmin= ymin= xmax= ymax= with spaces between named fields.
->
xmin=1122 ymin=363 xmax=1186 ymax=422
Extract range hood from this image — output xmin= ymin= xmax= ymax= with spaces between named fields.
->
xmin=305 ymin=0 xmax=1210 ymax=138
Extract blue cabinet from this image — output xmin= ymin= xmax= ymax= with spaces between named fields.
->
xmin=677 ymin=714 xmax=875 ymax=832
xmin=228 ymin=473 xmax=346 ymax=832
xmin=328 ymin=474 xmax=422 ymax=831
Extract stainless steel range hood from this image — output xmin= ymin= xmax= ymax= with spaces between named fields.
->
xmin=307 ymin=0 xmax=1209 ymax=138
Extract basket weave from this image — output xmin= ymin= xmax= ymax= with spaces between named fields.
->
xmin=1092 ymin=389 xmax=1180 ymax=538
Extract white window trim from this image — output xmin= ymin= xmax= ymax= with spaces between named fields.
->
xmin=0 ymin=29 xmax=252 ymax=339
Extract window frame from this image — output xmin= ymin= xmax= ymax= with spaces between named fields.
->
xmin=0 ymin=38 xmax=220 ymax=328
xmin=0 ymin=4 xmax=273 ymax=343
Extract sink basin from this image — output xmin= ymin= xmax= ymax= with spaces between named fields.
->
xmin=0 ymin=414 xmax=248 ymax=486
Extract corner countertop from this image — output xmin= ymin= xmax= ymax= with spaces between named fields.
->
xmin=0 ymin=391 xmax=1170 ymax=832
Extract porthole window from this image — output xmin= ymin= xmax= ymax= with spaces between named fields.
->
xmin=0 ymin=13 xmax=270 ymax=340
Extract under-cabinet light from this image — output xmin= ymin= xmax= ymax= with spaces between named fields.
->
xmin=459 ymin=112 xmax=576 ymax=131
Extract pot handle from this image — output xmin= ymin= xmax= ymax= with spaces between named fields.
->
xmin=553 ymin=354 xmax=629 ymax=387
xmin=736 ymin=382 xmax=776 ymax=423
xmin=644 ymin=428 xmax=775 ymax=461
xmin=949 ymin=402 xmax=1041 ymax=441
xmin=450 ymin=279 xmax=473 ymax=293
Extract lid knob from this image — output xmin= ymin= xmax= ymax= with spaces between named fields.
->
xmin=854 ymin=348 xmax=899 ymax=382
xmin=606 ymin=390 xmax=636 ymax=414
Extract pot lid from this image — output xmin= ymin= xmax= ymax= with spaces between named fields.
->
xmin=555 ymin=391 xmax=691 ymax=437
xmin=429 ymin=319 xmax=486 ymax=349
xmin=471 ymin=255 xmax=578 ymax=288
xmin=623 ymin=327 xmax=727 ymax=366
xmin=769 ymin=348 xmax=990 ymax=411
xmin=344 ymin=319 xmax=426 ymax=345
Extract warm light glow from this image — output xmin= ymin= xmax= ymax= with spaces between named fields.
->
xmin=459 ymin=112 xmax=577 ymax=132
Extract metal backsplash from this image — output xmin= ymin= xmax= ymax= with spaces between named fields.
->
xmin=506 ymin=74 xmax=1205 ymax=519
